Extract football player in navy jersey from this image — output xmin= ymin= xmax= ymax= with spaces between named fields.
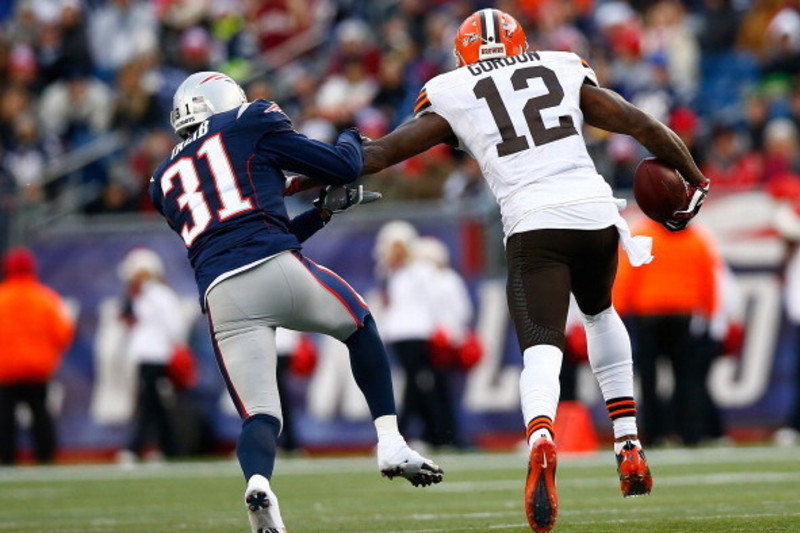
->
xmin=149 ymin=72 xmax=443 ymax=533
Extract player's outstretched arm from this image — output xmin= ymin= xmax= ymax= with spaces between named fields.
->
xmin=580 ymin=85 xmax=708 ymax=188
xmin=361 ymin=113 xmax=456 ymax=175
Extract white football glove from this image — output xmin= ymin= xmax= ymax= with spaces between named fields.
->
xmin=664 ymin=181 xmax=709 ymax=232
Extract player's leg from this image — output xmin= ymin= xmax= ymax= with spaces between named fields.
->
xmin=506 ymin=230 xmax=570 ymax=444
xmin=206 ymin=266 xmax=289 ymax=533
xmin=285 ymin=252 xmax=443 ymax=487
xmin=571 ymin=225 xmax=652 ymax=497
xmin=506 ymin=230 xmax=572 ymax=533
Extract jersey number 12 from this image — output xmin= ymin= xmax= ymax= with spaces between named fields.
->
xmin=474 ymin=65 xmax=578 ymax=157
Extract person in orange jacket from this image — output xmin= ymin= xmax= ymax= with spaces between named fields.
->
xmin=0 ymin=246 xmax=75 ymax=464
xmin=614 ymin=218 xmax=722 ymax=446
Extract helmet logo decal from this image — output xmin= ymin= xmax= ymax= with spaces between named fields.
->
xmin=200 ymin=73 xmax=230 ymax=85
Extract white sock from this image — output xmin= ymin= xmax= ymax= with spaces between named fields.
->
xmin=614 ymin=438 xmax=642 ymax=454
xmin=584 ymin=307 xmax=640 ymax=439
xmin=519 ymin=344 xmax=562 ymax=445
xmin=613 ymin=417 xmax=638 ymax=441
xmin=374 ymin=414 xmax=402 ymax=441
xmin=246 ymin=474 xmax=270 ymax=492
xmin=528 ymin=428 xmax=554 ymax=449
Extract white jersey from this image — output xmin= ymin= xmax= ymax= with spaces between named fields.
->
xmin=416 ymin=51 xmax=621 ymax=239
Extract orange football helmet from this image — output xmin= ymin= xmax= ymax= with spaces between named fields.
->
xmin=454 ymin=8 xmax=528 ymax=67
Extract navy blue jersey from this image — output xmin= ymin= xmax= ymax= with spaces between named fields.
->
xmin=149 ymin=99 xmax=364 ymax=307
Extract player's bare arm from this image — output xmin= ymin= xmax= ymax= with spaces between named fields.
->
xmin=361 ymin=113 xmax=456 ymax=175
xmin=580 ymin=84 xmax=709 ymax=188
xmin=284 ymin=114 xmax=454 ymax=196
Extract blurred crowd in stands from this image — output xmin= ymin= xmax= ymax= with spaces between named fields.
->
xmin=0 ymin=0 xmax=799 ymax=219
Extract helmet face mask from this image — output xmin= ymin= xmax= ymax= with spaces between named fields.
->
xmin=170 ymin=72 xmax=247 ymax=138
xmin=454 ymin=9 xmax=528 ymax=67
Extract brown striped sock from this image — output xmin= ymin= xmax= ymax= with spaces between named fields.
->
xmin=606 ymin=397 xmax=637 ymax=420
xmin=526 ymin=415 xmax=555 ymax=443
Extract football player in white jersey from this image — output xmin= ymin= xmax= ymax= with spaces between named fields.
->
xmin=354 ymin=8 xmax=710 ymax=533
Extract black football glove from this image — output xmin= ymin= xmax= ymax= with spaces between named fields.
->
xmin=664 ymin=181 xmax=710 ymax=232
xmin=314 ymin=185 xmax=382 ymax=214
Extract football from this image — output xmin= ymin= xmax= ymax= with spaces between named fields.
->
xmin=632 ymin=158 xmax=689 ymax=223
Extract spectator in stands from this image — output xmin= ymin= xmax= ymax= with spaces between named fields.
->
xmin=371 ymin=51 xmax=412 ymax=130
xmin=701 ymin=121 xmax=764 ymax=191
xmin=614 ymin=218 xmax=723 ymax=446
xmin=326 ymin=18 xmax=382 ymax=78
xmin=641 ymin=0 xmax=699 ymax=102
xmin=2 ymin=113 xmax=57 ymax=203
xmin=6 ymin=44 xmax=39 ymax=93
xmin=317 ymin=57 xmax=378 ymax=128
xmin=763 ymin=117 xmax=800 ymax=182
xmin=762 ymin=2 xmax=800 ymax=76
xmin=116 ymin=247 xmax=186 ymax=464
xmin=37 ymin=66 xmax=114 ymax=195
xmin=38 ymin=67 xmax=113 ymax=146
xmin=743 ymin=89 xmax=771 ymax=151
xmin=152 ymin=26 xmax=216 ymax=117
xmin=88 ymin=0 xmax=158 ymax=78
xmin=34 ymin=0 xmax=92 ymax=90
xmin=697 ymin=0 xmax=742 ymax=54
xmin=0 ymin=86 xmax=34 ymax=150
xmin=111 ymin=58 xmax=163 ymax=134
xmin=668 ymin=107 xmax=703 ymax=165
xmin=0 ymin=246 xmax=75 ymax=464
xmin=248 ymin=0 xmax=312 ymax=55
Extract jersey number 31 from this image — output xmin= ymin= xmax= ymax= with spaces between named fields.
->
xmin=161 ymin=133 xmax=254 ymax=247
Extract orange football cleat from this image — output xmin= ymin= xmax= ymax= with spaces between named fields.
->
xmin=524 ymin=437 xmax=558 ymax=533
xmin=616 ymin=441 xmax=653 ymax=497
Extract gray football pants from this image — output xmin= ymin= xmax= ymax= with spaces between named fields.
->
xmin=205 ymin=250 xmax=367 ymax=424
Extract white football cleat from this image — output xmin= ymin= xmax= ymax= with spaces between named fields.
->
xmin=377 ymin=436 xmax=444 ymax=487
xmin=244 ymin=475 xmax=287 ymax=533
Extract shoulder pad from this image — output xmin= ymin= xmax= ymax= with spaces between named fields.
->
xmin=240 ymin=99 xmax=294 ymax=127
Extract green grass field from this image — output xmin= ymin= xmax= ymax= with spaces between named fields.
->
xmin=1 ymin=445 xmax=798 ymax=533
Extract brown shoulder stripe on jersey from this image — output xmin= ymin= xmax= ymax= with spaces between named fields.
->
xmin=414 ymin=89 xmax=430 ymax=113
xmin=414 ymin=95 xmax=431 ymax=114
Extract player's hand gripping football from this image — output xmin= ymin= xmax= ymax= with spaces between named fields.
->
xmin=664 ymin=180 xmax=710 ymax=232
xmin=314 ymin=184 xmax=381 ymax=214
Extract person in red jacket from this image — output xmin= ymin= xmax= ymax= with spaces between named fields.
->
xmin=0 ymin=247 xmax=75 ymax=464
xmin=614 ymin=219 xmax=722 ymax=446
